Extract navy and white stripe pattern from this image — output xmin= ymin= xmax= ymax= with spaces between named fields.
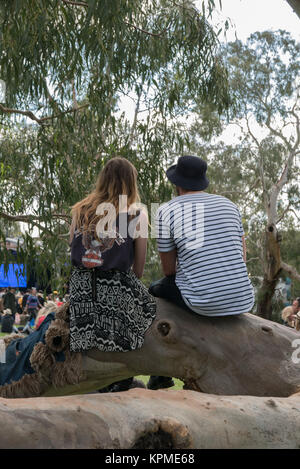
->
xmin=156 ymin=193 xmax=254 ymax=316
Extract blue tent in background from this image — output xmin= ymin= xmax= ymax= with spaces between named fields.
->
xmin=0 ymin=264 xmax=27 ymax=288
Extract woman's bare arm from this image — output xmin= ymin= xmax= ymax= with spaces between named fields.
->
xmin=132 ymin=211 xmax=148 ymax=278
xmin=242 ymin=235 xmax=247 ymax=263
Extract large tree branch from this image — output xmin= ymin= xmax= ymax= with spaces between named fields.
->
xmin=0 ymin=212 xmax=71 ymax=242
xmin=265 ymin=119 xmax=293 ymax=151
xmin=0 ymin=103 xmax=88 ymax=125
xmin=286 ymin=0 xmax=300 ymax=20
xmin=281 ymin=261 xmax=300 ymax=282
xmin=0 ymin=212 xmax=71 ymax=224
xmin=0 ymin=214 xmax=53 ymax=238
xmin=0 ymin=104 xmax=44 ymax=124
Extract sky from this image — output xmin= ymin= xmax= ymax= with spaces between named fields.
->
xmin=202 ymin=0 xmax=300 ymax=42
xmin=120 ymin=0 xmax=300 ymax=124
xmin=204 ymin=0 xmax=300 ymax=144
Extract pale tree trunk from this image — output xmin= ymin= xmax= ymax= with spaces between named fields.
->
xmin=0 ymin=389 xmax=300 ymax=449
xmin=256 ymin=147 xmax=300 ymax=318
xmin=256 ymin=99 xmax=300 ymax=318
xmin=286 ymin=0 xmax=300 ymax=20
xmin=256 ymin=229 xmax=282 ymax=320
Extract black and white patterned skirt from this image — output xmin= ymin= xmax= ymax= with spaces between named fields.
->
xmin=69 ymin=267 xmax=156 ymax=353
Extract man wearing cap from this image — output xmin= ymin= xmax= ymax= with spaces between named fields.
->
xmin=147 ymin=155 xmax=254 ymax=390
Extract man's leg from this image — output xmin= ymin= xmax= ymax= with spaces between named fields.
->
xmin=149 ymin=275 xmax=192 ymax=311
xmin=148 ymin=275 xmax=187 ymax=390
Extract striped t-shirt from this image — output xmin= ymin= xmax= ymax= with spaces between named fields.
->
xmin=156 ymin=192 xmax=254 ymax=316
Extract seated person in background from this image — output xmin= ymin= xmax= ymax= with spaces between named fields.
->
xmin=281 ymin=298 xmax=300 ymax=328
xmin=148 ymin=155 xmax=254 ymax=391
xmin=1 ymin=309 xmax=17 ymax=334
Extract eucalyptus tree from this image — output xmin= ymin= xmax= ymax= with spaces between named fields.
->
xmin=0 ymin=0 xmax=230 ymax=288
xmin=189 ymin=30 xmax=300 ymax=320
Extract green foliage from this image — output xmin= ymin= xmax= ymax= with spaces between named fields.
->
xmin=188 ymin=30 xmax=300 ymax=312
xmin=0 ymin=0 xmax=230 ymax=114
xmin=0 ymin=0 xmax=230 ymax=288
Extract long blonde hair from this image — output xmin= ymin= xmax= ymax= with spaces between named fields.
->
xmin=70 ymin=157 xmax=140 ymax=241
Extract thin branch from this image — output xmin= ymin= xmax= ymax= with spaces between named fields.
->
xmin=276 ymin=203 xmax=291 ymax=224
xmin=245 ymin=257 xmax=260 ymax=264
xmin=219 ymin=190 xmax=246 ymax=196
xmin=123 ymin=21 xmax=166 ymax=38
xmin=61 ymin=0 xmax=88 ymax=6
xmin=265 ymin=119 xmax=292 ymax=151
xmin=281 ymin=261 xmax=300 ymax=283
xmin=61 ymin=0 xmax=166 ymax=38
xmin=268 ymin=150 xmax=296 ymax=224
xmin=245 ymin=115 xmax=261 ymax=148
xmin=289 ymin=208 xmax=300 ymax=223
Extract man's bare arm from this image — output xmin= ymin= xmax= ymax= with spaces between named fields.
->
xmin=242 ymin=235 xmax=247 ymax=263
xmin=159 ymin=249 xmax=177 ymax=276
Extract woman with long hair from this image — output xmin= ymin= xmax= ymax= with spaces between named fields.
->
xmin=69 ymin=157 xmax=156 ymax=361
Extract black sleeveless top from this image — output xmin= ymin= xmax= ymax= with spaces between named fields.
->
xmin=70 ymin=212 xmax=139 ymax=272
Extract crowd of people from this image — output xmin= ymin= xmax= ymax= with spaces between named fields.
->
xmin=0 ymin=287 xmax=68 ymax=334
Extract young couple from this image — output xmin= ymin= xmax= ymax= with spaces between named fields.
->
xmin=69 ymin=155 xmax=254 ymax=391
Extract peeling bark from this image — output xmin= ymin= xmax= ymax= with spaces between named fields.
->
xmin=0 ymin=389 xmax=300 ymax=448
xmin=40 ymin=299 xmax=300 ymax=399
